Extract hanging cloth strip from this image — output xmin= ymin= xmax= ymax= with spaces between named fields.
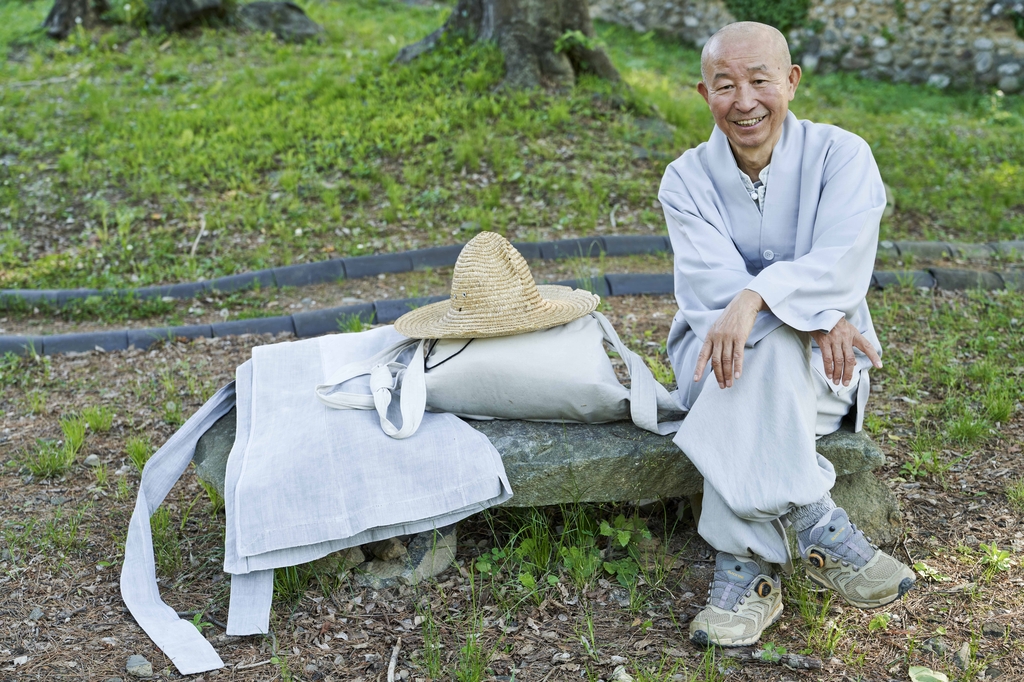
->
xmin=121 ymin=326 xmax=512 ymax=674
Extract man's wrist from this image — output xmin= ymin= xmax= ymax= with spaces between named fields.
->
xmin=740 ymin=288 xmax=769 ymax=313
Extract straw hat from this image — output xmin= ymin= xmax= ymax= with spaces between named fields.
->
xmin=394 ymin=232 xmax=599 ymax=339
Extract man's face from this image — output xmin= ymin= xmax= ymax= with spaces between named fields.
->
xmin=697 ymin=35 xmax=801 ymax=157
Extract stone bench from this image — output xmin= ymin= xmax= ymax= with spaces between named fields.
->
xmin=194 ymin=410 xmax=899 ymax=558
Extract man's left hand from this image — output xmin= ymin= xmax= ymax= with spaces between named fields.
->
xmin=693 ymin=289 xmax=766 ymax=389
xmin=811 ymin=317 xmax=883 ymax=386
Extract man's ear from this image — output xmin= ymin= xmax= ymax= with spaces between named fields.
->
xmin=697 ymin=80 xmax=710 ymax=105
xmin=788 ymin=64 xmax=802 ymax=99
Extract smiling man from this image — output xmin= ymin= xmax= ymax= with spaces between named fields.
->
xmin=659 ymin=22 xmax=916 ymax=648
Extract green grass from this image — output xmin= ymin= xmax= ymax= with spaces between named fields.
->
xmin=22 ymin=438 xmax=76 ymax=478
xmin=126 ymin=435 xmax=153 ymax=471
xmin=0 ymin=1 xmax=1020 ymax=294
xmin=81 ymin=404 xmax=114 ymax=431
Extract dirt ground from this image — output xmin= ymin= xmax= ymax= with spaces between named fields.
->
xmin=1 ymin=293 xmax=1022 ymax=682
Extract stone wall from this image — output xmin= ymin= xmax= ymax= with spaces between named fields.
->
xmin=589 ymin=0 xmax=1024 ymax=92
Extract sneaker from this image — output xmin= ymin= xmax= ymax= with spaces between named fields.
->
xmin=798 ymin=508 xmax=915 ymax=610
xmin=689 ymin=552 xmax=783 ymax=647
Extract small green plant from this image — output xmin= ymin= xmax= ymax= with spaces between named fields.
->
xmin=197 ymin=476 xmax=225 ymax=515
xmin=644 ymin=355 xmax=675 ymax=386
xmin=979 ymin=542 xmax=1012 ymax=581
xmin=23 ymin=439 xmax=76 ymax=478
xmin=151 ymin=507 xmax=181 ymax=575
xmin=45 ymin=506 xmax=86 ymax=553
xmin=60 ymin=415 xmax=87 ymax=456
xmin=126 ymin=436 xmax=153 ymax=472
xmin=758 ymin=641 xmax=788 ymax=663
xmin=27 ymin=390 xmax=46 ymax=415
xmin=560 ymin=544 xmax=603 ymax=590
xmin=162 ymin=400 xmax=183 ymax=427
xmin=1007 ymin=477 xmax=1024 ymax=513
xmin=190 ymin=611 xmax=213 ymax=633
xmin=93 ymin=464 xmax=109 ymax=489
xmin=270 ymin=653 xmax=294 ymax=682
xmin=913 ymin=561 xmax=952 ymax=583
xmin=115 ymin=476 xmax=132 ymax=502
xmin=337 ymin=312 xmax=371 ymax=334
xmin=82 ymin=405 xmax=114 ymax=432
xmin=274 ymin=564 xmax=311 ymax=602
xmin=554 ymin=29 xmax=597 ymax=54
xmin=417 ymin=602 xmax=444 ymax=679
xmin=868 ymin=612 xmax=892 ymax=632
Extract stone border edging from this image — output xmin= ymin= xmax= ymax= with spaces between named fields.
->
xmin=0 ymin=266 xmax=1020 ymax=357
xmin=1 ymin=237 xmax=1021 ymax=306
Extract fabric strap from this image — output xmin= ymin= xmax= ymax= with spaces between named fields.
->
xmin=120 ymin=382 xmax=236 ymax=675
xmin=314 ymin=337 xmax=426 ymax=438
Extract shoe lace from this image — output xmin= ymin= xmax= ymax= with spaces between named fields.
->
xmin=706 ymin=568 xmax=758 ymax=613
xmin=820 ymin=520 xmax=877 ymax=569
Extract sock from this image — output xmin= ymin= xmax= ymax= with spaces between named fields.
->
xmin=791 ymin=494 xmax=837 ymax=553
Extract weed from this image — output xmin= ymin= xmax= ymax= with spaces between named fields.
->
xmin=979 ymin=542 xmax=1013 ymax=581
xmin=23 ymin=439 xmax=76 ymax=478
xmin=417 ymin=602 xmax=444 ymax=679
xmin=115 ymin=476 xmax=132 ymax=502
xmin=197 ymin=475 xmax=225 ymax=516
xmin=60 ymin=415 xmax=87 ymax=456
xmin=190 ymin=611 xmax=214 ymax=634
xmin=26 ymin=390 xmax=46 ymax=415
xmin=126 ymin=436 xmax=153 ymax=472
xmin=93 ymin=464 xmax=109 ymax=489
xmin=338 ymin=313 xmax=372 ymax=334
xmin=945 ymin=413 xmax=990 ymax=446
xmin=868 ymin=612 xmax=892 ymax=632
xmin=82 ymin=405 xmax=114 ymax=432
xmin=45 ymin=506 xmax=87 ymax=553
xmin=273 ymin=565 xmax=311 ymax=602
xmin=913 ymin=561 xmax=952 ymax=583
xmin=758 ymin=641 xmax=788 ymax=662
xmin=151 ymin=507 xmax=181 ymax=576
xmin=644 ymin=354 xmax=675 ymax=386
xmin=1007 ymin=477 xmax=1024 ymax=513
xmin=162 ymin=400 xmax=184 ymax=427
xmin=787 ymin=574 xmax=845 ymax=656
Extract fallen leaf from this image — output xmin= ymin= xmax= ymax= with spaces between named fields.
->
xmin=909 ymin=666 xmax=950 ymax=682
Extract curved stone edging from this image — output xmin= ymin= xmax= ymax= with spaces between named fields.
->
xmin=1 ymin=237 xmax=1021 ymax=307
xmin=0 ymin=266 xmax=1020 ymax=357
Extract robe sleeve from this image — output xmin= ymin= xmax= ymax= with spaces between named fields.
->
xmin=745 ymin=137 xmax=885 ymax=334
xmin=659 ymin=173 xmax=754 ymax=310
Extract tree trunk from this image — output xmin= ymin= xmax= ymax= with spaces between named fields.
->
xmin=395 ymin=0 xmax=619 ymax=89
xmin=42 ymin=0 xmax=108 ymax=39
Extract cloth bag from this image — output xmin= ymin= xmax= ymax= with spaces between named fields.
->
xmin=314 ymin=311 xmax=683 ymax=438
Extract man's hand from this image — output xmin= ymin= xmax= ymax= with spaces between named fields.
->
xmin=810 ymin=317 xmax=883 ymax=387
xmin=694 ymin=289 xmax=766 ymax=389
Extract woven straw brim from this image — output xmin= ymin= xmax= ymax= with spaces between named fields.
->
xmin=394 ymin=285 xmax=599 ymax=339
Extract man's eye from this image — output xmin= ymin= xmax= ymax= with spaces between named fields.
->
xmin=718 ymin=85 xmax=734 ymax=92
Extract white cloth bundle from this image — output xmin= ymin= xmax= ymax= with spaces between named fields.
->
xmin=315 ymin=312 xmax=683 ymax=439
xmin=121 ymin=326 xmax=512 ymax=674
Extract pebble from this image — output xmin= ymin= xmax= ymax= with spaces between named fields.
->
xmin=104 ymin=678 xmax=125 ymax=682
xmin=126 ymin=654 xmax=153 ymax=678
xmin=923 ymin=636 xmax=948 ymax=656
xmin=84 ymin=454 xmax=101 ymax=467
xmin=982 ymin=621 xmax=1005 ymax=638
xmin=954 ymin=641 xmax=971 ymax=670
xmin=28 ymin=607 xmax=44 ymax=621
xmin=611 ymin=665 xmax=635 ymax=682
xmin=985 ymin=667 xmax=1003 ymax=679
xmin=552 ymin=652 xmax=572 ymax=663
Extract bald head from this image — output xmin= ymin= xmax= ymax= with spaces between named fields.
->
xmin=701 ymin=22 xmax=792 ymax=85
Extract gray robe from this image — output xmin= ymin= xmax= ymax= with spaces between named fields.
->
xmin=660 ymin=111 xmax=884 ymax=422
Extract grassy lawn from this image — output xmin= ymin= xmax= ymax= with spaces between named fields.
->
xmin=0 ymin=0 xmax=1022 ymax=294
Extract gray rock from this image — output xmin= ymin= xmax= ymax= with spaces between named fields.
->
xmin=975 ymin=51 xmax=994 ymax=73
xmin=28 ymin=607 xmax=44 ymax=621
xmin=311 ymin=546 xmax=364 ymax=578
xmin=125 ymin=654 xmax=153 ymax=678
xmin=238 ymin=2 xmax=323 ymax=43
xmin=195 ymin=412 xmax=897 ymax=543
xmin=365 ymin=537 xmax=408 ymax=561
xmin=354 ymin=525 xmax=456 ymax=589
xmin=930 ymin=268 xmax=1005 ymax=290
xmin=893 ymin=240 xmax=953 ymax=260
xmin=982 ymin=621 xmax=1006 ymax=638
xmin=828 ymin=470 xmax=901 ymax=545
xmin=997 ymin=75 xmax=1021 ymax=93
xmin=985 ymin=667 xmax=1003 ymax=679
xmin=927 ymin=74 xmax=951 ymax=89
xmin=874 ymin=49 xmax=894 ymax=65
xmin=84 ymin=454 xmax=101 ymax=467
xmin=949 ymin=243 xmax=996 ymax=260
xmin=104 ymin=678 xmax=125 ymax=682
xmin=922 ymin=636 xmax=948 ymax=656
xmin=0 ymin=548 xmax=11 ymax=562
xmin=974 ymin=38 xmax=995 ymax=51
xmin=997 ymin=62 xmax=1021 ymax=76
xmin=954 ymin=641 xmax=971 ymax=670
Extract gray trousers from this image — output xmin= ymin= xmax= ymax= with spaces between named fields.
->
xmin=673 ymin=325 xmax=859 ymax=565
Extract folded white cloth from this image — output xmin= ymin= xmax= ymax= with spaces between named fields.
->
xmin=121 ymin=326 xmax=512 ymax=674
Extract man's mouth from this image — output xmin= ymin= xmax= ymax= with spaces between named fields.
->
xmin=733 ymin=115 xmax=766 ymax=128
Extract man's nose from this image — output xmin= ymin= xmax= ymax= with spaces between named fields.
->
xmin=733 ymin=83 xmax=758 ymax=112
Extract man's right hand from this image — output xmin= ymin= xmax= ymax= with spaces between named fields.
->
xmin=694 ymin=289 xmax=767 ymax=389
xmin=810 ymin=317 xmax=883 ymax=387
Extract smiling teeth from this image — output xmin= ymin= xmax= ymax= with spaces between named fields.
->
xmin=735 ymin=116 xmax=765 ymax=126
